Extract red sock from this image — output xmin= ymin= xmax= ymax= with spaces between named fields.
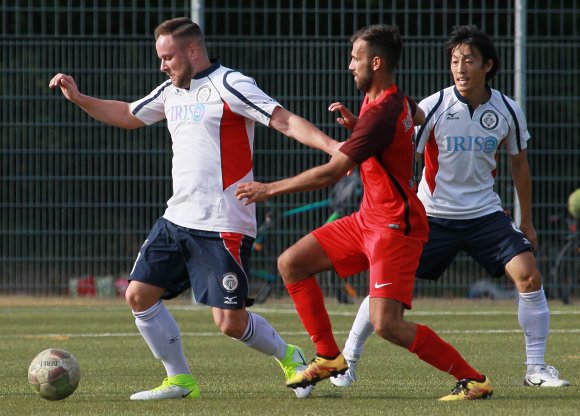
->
xmin=409 ymin=324 xmax=483 ymax=380
xmin=286 ymin=277 xmax=340 ymax=357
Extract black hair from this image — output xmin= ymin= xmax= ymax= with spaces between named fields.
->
xmin=445 ymin=25 xmax=500 ymax=81
xmin=351 ymin=24 xmax=403 ymax=71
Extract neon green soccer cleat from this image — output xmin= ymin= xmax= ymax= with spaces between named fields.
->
xmin=439 ymin=376 xmax=493 ymax=401
xmin=276 ymin=344 xmax=313 ymax=399
xmin=130 ymin=374 xmax=201 ymax=400
xmin=286 ymin=353 xmax=348 ymax=389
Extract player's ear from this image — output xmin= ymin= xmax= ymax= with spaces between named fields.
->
xmin=372 ymin=56 xmax=382 ymax=71
xmin=483 ymin=58 xmax=493 ymax=74
xmin=186 ymin=40 xmax=199 ymax=59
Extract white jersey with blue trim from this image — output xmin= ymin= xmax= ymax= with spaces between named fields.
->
xmin=130 ymin=62 xmax=280 ymax=237
xmin=415 ymin=86 xmax=530 ymax=220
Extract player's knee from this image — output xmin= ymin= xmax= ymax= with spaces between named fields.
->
xmin=215 ymin=317 xmax=245 ymax=339
xmin=372 ymin=318 xmax=405 ymax=344
xmin=513 ymin=269 xmax=542 ymax=293
xmin=125 ymin=282 xmax=157 ymax=312
xmin=213 ymin=309 xmax=247 ymax=339
xmin=277 ymin=250 xmax=299 ymax=282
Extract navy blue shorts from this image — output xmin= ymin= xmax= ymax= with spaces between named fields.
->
xmin=416 ymin=211 xmax=533 ymax=280
xmin=129 ymin=217 xmax=254 ymax=309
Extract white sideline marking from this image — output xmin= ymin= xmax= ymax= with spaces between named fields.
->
xmin=3 ymin=328 xmax=580 ymax=340
xmin=171 ymin=305 xmax=580 ymax=317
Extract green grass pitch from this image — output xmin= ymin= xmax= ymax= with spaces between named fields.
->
xmin=1 ymin=297 xmax=579 ymax=415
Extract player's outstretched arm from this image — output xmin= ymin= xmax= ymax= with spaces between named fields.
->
xmin=236 ymin=151 xmax=356 ymax=205
xmin=269 ymin=107 xmax=341 ymax=156
xmin=510 ymin=149 xmax=538 ymax=250
xmin=328 ymin=102 xmax=357 ymax=131
xmin=49 ymin=73 xmax=145 ymax=130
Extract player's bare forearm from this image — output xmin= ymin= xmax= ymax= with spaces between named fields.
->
xmin=236 ymin=151 xmax=355 ymax=205
xmin=269 ymin=107 xmax=339 ymax=155
xmin=49 ymin=73 xmax=144 ymax=130
xmin=510 ymin=150 xmax=538 ymax=248
xmin=510 ymin=150 xmax=533 ymax=223
xmin=75 ymin=95 xmax=144 ymax=130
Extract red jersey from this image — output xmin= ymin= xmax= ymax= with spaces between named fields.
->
xmin=339 ymin=84 xmax=428 ymax=240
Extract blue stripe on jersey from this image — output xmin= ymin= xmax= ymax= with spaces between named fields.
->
xmin=416 ymin=90 xmax=444 ymax=151
xmin=415 ymin=91 xmax=444 ymax=182
xmin=132 ymin=80 xmax=172 ymax=116
xmin=222 ymin=70 xmax=272 ymax=119
xmin=499 ymin=92 xmax=522 ymax=152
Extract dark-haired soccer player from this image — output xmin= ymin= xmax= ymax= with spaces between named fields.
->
xmin=331 ymin=25 xmax=570 ymax=390
xmin=49 ymin=17 xmax=343 ymax=400
xmin=237 ymin=24 xmax=492 ymax=401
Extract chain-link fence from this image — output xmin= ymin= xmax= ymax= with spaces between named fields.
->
xmin=1 ymin=0 xmax=578 ymax=302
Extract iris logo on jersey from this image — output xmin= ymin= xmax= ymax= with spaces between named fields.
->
xmin=445 ymin=136 xmax=499 ymax=153
xmin=168 ymin=104 xmax=205 ymax=122
xmin=480 ymin=110 xmax=499 ymax=130
xmin=222 ymin=273 xmax=239 ymax=292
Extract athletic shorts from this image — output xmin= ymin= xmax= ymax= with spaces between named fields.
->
xmin=416 ymin=211 xmax=533 ymax=281
xmin=312 ymin=212 xmax=425 ymax=309
xmin=129 ymin=217 xmax=254 ymax=309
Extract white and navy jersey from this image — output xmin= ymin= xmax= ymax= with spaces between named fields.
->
xmin=130 ymin=62 xmax=280 ymax=237
xmin=416 ymin=86 xmax=530 ymax=219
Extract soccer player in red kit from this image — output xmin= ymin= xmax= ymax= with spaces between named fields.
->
xmin=236 ymin=24 xmax=492 ymax=401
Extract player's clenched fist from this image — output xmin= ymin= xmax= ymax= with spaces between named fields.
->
xmin=49 ymin=73 xmax=81 ymax=103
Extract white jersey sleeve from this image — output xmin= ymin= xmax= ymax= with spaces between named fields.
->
xmin=214 ymin=70 xmax=280 ymax=126
xmin=498 ymin=92 xmax=531 ymax=155
xmin=129 ymin=81 xmax=172 ymax=125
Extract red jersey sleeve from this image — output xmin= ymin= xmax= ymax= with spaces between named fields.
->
xmin=339 ymin=98 xmax=402 ymax=164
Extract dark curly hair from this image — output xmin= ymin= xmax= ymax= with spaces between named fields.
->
xmin=351 ymin=24 xmax=403 ymax=71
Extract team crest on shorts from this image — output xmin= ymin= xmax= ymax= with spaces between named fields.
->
xmin=222 ymin=273 xmax=239 ymax=292
xmin=480 ymin=110 xmax=499 ymax=130
xmin=196 ymin=85 xmax=211 ymax=102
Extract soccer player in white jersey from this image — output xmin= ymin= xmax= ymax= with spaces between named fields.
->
xmin=329 ymin=25 xmax=570 ymax=391
xmin=49 ymin=17 xmax=341 ymax=400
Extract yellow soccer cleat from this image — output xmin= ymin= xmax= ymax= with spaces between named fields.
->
xmin=275 ymin=344 xmax=313 ymax=399
xmin=130 ymin=374 xmax=201 ymax=400
xmin=439 ymin=376 xmax=493 ymax=401
xmin=286 ymin=353 xmax=348 ymax=389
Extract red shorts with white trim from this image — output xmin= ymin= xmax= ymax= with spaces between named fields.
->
xmin=312 ymin=212 xmax=425 ymax=309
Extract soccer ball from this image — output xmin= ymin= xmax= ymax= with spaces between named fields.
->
xmin=568 ymin=188 xmax=580 ymax=219
xmin=28 ymin=348 xmax=81 ymax=400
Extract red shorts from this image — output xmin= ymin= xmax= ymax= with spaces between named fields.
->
xmin=312 ymin=212 xmax=425 ymax=309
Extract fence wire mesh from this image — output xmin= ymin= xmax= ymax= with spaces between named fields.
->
xmin=1 ymin=0 xmax=578 ymax=302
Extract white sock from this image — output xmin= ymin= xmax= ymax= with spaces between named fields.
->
xmin=518 ymin=288 xmax=549 ymax=370
xmin=344 ymin=295 xmax=374 ymax=360
xmin=238 ymin=312 xmax=287 ymax=360
xmin=133 ymin=301 xmax=191 ymax=377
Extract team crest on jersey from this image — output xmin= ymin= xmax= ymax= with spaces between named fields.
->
xmin=222 ymin=273 xmax=239 ymax=292
xmin=196 ymin=85 xmax=211 ymax=102
xmin=480 ymin=110 xmax=499 ymax=130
